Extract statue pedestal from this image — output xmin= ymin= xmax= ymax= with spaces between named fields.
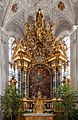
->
xmin=22 ymin=113 xmax=55 ymax=120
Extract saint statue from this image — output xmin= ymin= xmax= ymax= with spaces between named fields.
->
xmin=36 ymin=8 xmax=43 ymax=29
xmin=36 ymin=9 xmax=43 ymax=24
xmin=33 ymin=91 xmax=45 ymax=113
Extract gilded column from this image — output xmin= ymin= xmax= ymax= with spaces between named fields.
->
xmin=52 ymin=67 xmax=56 ymax=98
xmin=56 ymin=66 xmax=58 ymax=99
xmin=18 ymin=70 xmax=21 ymax=94
xmin=21 ymin=65 xmax=24 ymax=97
xmin=23 ymin=70 xmax=26 ymax=98
xmin=58 ymin=65 xmax=62 ymax=97
xmin=26 ymin=69 xmax=29 ymax=98
xmin=55 ymin=63 xmax=62 ymax=99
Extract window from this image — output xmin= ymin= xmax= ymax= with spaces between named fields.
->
xmin=8 ymin=37 xmax=26 ymax=96
xmin=8 ymin=37 xmax=14 ymax=81
xmin=62 ymin=36 xmax=71 ymax=79
xmin=8 ymin=36 xmax=18 ymax=81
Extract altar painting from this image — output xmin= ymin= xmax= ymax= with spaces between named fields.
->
xmin=29 ymin=64 xmax=51 ymax=98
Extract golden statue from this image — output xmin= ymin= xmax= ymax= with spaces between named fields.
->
xmin=33 ymin=91 xmax=45 ymax=113
xmin=10 ymin=76 xmax=16 ymax=91
xmin=36 ymin=8 xmax=43 ymax=28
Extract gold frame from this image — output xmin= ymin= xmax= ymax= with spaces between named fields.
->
xmin=26 ymin=63 xmax=52 ymax=99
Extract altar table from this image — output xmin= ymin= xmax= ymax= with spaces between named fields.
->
xmin=22 ymin=113 xmax=55 ymax=120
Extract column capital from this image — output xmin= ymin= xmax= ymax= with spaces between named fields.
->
xmin=0 ymin=27 xmax=8 ymax=35
xmin=0 ymin=27 xmax=8 ymax=45
xmin=70 ymin=25 xmax=78 ymax=44
xmin=70 ymin=25 xmax=78 ymax=34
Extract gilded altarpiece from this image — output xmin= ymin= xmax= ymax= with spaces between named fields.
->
xmin=11 ymin=9 xmax=68 ymax=120
xmin=12 ymin=8 xmax=67 ymax=101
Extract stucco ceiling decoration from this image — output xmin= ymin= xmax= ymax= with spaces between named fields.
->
xmin=58 ymin=1 xmax=65 ymax=11
xmin=11 ymin=3 xmax=17 ymax=12
xmin=0 ymin=0 xmax=78 ymax=38
xmin=71 ymin=0 xmax=78 ymax=4
xmin=28 ymin=0 xmax=44 ymax=4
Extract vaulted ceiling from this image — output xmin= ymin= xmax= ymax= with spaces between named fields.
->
xmin=0 ymin=0 xmax=78 ymax=38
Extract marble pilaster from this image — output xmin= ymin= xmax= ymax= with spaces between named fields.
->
xmin=0 ymin=27 xmax=8 ymax=95
xmin=70 ymin=26 xmax=78 ymax=89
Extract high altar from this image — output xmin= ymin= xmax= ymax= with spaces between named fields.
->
xmin=11 ymin=9 xmax=68 ymax=120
